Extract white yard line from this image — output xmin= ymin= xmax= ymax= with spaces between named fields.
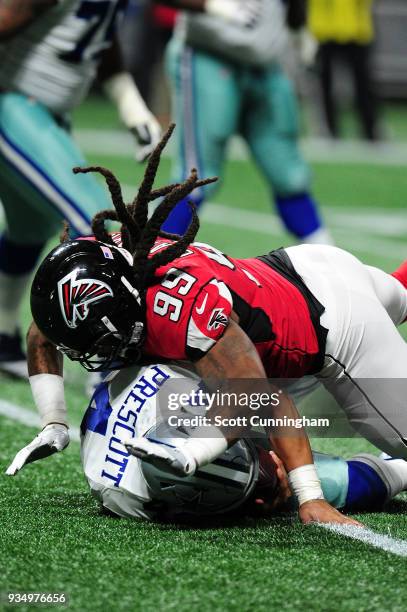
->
xmin=122 ymin=181 xmax=407 ymax=237
xmin=320 ymin=523 xmax=407 ymax=558
xmin=2 ymin=398 xmax=407 ymax=557
xmin=132 ymin=195 xmax=405 ymax=261
xmin=75 ymin=128 xmax=407 ymax=167
xmin=120 ymin=184 xmax=407 ymax=260
xmin=1 ymin=138 xmax=405 ymax=253
xmin=0 ymin=399 xmax=80 ymax=441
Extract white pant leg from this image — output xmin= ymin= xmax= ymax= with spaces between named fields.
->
xmin=365 ymin=265 xmax=407 ymax=325
xmin=286 ymin=244 xmax=407 ymax=458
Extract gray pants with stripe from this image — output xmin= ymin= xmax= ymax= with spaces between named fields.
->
xmin=286 ymin=244 xmax=407 ymax=458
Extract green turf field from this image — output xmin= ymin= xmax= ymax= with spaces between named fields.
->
xmin=1 ymin=97 xmax=407 ymax=611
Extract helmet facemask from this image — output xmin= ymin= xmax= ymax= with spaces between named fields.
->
xmin=58 ymin=318 xmax=145 ymax=372
xmin=55 ymin=260 xmax=147 ymax=372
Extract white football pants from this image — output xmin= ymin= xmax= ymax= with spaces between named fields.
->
xmin=286 ymin=244 xmax=407 ymax=458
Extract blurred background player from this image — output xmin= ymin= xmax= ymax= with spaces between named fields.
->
xmin=120 ymin=0 xmax=176 ymax=109
xmin=308 ymin=0 xmax=380 ymax=141
xmin=159 ymin=0 xmax=333 ymax=244
xmin=0 ymin=0 xmax=162 ymax=377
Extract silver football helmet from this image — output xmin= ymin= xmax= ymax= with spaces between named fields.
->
xmin=138 ymin=420 xmax=259 ymax=519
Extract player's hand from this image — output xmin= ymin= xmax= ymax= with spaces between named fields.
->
xmin=299 ymin=499 xmax=363 ymax=527
xmin=131 ymin=114 xmax=162 ymax=163
xmin=205 ymin=0 xmax=261 ymax=28
xmin=291 ymin=28 xmax=319 ymax=67
xmin=254 ymin=451 xmax=292 ymax=513
xmin=123 ymin=437 xmax=196 ymax=477
xmin=5 ymin=424 xmax=69 ymax=476
xmin=103 ymin=72 xmax=162 ymax=162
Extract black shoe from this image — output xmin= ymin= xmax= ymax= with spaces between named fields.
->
xmin=0 ymin=331 xmax=28 ymax=379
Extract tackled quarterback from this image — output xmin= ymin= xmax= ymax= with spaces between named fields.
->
xmin=10 ymin=361 xmax=407 ymax=523
xmin=7 ymin=125 xmax=407 ymax=526
xmin=79 ymin=363 xmax=407 ymax=522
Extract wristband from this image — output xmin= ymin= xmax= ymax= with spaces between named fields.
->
xmin=183 ymin=426 xmax=228 ymax=467
xmin=103 ymin=72 xmax=153 ymax=130
xmin=288 ymin=464 xmax=324 ymax=506
xmin=29 ymin=374 xmax=68 ymax=428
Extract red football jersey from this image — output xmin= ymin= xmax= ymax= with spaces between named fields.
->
xmin=140 ymin=239 xmax=320 ymax=378
xmin=83 ymin=235 xmax=321 ymax=376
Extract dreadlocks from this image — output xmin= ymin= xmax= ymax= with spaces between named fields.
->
xmin=69 ymin=123 xmax=217 ymax=292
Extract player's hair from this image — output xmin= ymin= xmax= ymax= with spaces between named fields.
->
xmin=63 ymin=124 xmax=217 ymax=291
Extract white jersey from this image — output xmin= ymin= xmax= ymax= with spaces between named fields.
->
xmin=178 ymin=0 xmax=288 ymax=67
xmin=81 ymin=364 xmax=320 ymax=520
xmin=81 ymin=363 xmax=199 ymax=520
xmin=0 ymin=0 xmax=126 ymax=114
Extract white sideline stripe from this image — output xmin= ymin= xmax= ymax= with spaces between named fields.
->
xmin=320 ymin=523 xmax=407 ymax=558
xmin=123 ymin=182 xmax=407 ymax=238
xmin=121 ymin=183 xmax=407 ymax=255
xmin=75 ymin=128 xmax=407 ymax=167
xmin=200 ymin=204 xmax=407 ymax=252
xmin=201 ymin=206 xmax=407 ymax=260
xmin=2 ymin=398 xmax=407 ymax=557
xmin=0 ymin=399 xmax=80 ymax=442
xmin=168 ymin=205 xmax=405 ymax=261
xmin=303 ymin=138 xmax=407 ymax=168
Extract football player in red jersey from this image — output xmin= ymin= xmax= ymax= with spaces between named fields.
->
xmin=8 ymin=126 xmax=407 ymax=527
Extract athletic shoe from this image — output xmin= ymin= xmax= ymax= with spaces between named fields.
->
xmin=0 ymin=331 xmax=28 ymax=379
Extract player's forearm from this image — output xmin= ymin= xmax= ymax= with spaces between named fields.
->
xmin=97 ymin=36 xmax=125 ymax=84
xmin=99 ymin=37 xmax=149 ymax=122
xmin=267 ymin=391 xmax=324 ymax=505
xmin=196 ymin=320 xmax=323 ymax=504
xmin=0 ymin=0 xmax=56 ymax=39
xmin=27 ymin=322 xmax=67 ymax=427
xmin=27 ymin=321 xmax=62 ymax=376
xmin=267 ymin=392 xmax=314 ymax=472
xmin=195 ymin=319 xmax=270 ymax=442
xmin=99 ymin=36 xmax=161 ymax=161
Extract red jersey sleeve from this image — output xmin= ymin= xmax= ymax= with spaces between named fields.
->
xmin=143 ymin=265 xmax=233 ymax=361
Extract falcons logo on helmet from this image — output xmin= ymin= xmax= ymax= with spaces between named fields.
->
xmin=57 ymin=269 xmax=113 ymax=329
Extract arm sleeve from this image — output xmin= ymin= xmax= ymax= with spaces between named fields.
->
xmin=144 ymin=271 xmax=233 ymax=361
xmin=185 ymin=278 xmax=233 ymax=360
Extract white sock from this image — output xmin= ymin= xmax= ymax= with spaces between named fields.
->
xmin=380 ymin=457 xmax=407 ymax=494
xmin=0 ymin=271 xmax=30 ymax=335
xmin=302 ymin=227 xmax=334 ymax=245
xmin=182 ymin=426 xmax=228 ymax=468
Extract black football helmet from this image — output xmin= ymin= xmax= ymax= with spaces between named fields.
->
xmin=31 ymin=240 xmax=145 ymax=371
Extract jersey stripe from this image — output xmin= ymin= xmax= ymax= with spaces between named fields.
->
xmin=180 ymin=45 xmax=203 ymax=200
xmin=0 ymin=128 xmax=92 ymax=236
